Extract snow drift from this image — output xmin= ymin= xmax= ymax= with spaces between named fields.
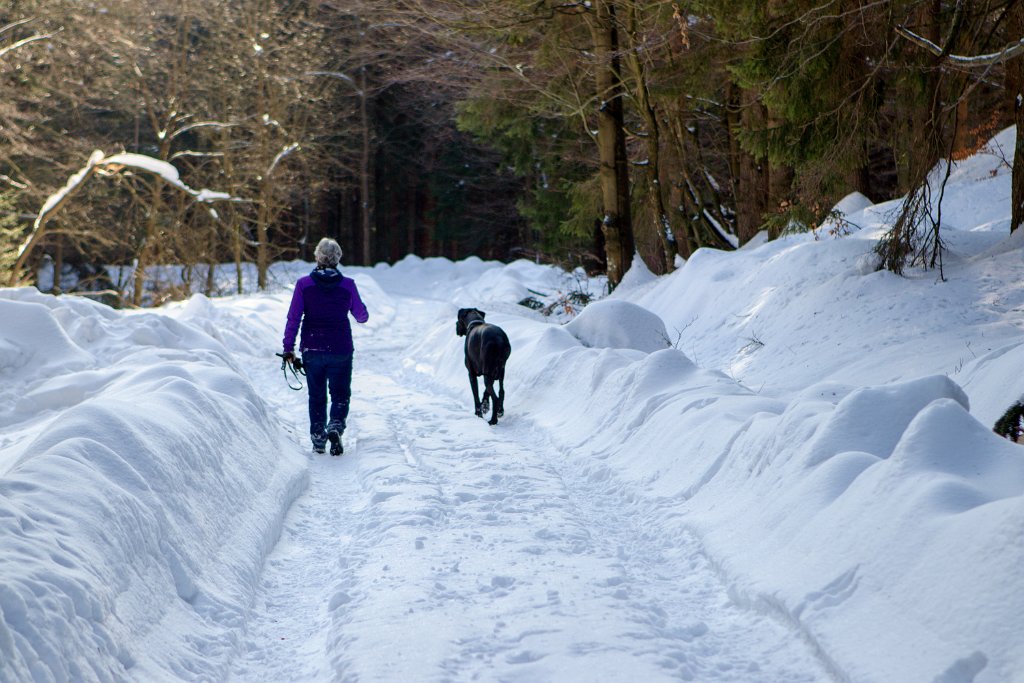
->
xmin=564 ymin=298 xmax=671 ymax=352
xmin=0 ymin=288 xmax=307 ymax=681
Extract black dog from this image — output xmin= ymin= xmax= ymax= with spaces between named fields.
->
xmin=456 ymin=308 xmax=511 ymax=425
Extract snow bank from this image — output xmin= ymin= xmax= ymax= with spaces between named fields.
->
xmin=564 ymin=299 xmax=670 ymax=353
xmin=693 ymin=377 xmax=1024 ymax=683
xmin=0 ymin=297 xmax=94 ymax=381
xmin=368 ymin=254 xmax=498 ymax=299
xmin=0 ymin=288 xmax=307 ymax=681
xmin=832 ymin=190 xmax=875 ymax=217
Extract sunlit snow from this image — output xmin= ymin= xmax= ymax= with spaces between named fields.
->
xmin=1 ymin=130 xmax=1023 ymax=683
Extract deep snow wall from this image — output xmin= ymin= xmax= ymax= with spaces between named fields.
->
xmin=0 ymin=288 xmax=307 ymax=681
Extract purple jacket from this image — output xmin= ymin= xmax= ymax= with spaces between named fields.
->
xmin=283 ymin=268 xmax=369 ymax=355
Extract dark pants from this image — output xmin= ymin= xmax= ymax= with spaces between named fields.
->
xmin=303 ymin=351 xmax=353 ymax=447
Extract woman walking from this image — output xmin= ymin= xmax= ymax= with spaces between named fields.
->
xmin=282 ymin=238 xmax=369 ymax=454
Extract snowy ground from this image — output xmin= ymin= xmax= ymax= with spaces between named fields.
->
xmin=227 ymin=295 xmax=827 ymax=682
xmin=1 ymin=129 xmax=1023 ymax=683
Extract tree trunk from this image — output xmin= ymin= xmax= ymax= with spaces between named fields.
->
xmin=133 ymin=176 xmax=164 ymax=307
xmin=255 ymin=30 xmax=270 ymax=291
xmin=767 ymin=161 xmax=794 ymax=239
xmin=256 ymin=180 xmax=271 ymax=290
xmin=53 ymin=239 xmax=63 ymax=294
xmin=728 ymin=84 xmax=769 ymax=245
xmin=407 ymin=179 xmax=418 ymax=255
xmin=623 ymin=4 xmax=675 ymax=273
xmin=901 ymin=1 xmax=944 ymax=191
xmin=590 ymin=0 xmax=634 ymax=290
xmin=1008 ymin=3 xmax=1024 ymax=232
xmin=359 ymin=66 xmax=374 ymax=265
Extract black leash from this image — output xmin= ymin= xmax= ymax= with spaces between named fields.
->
xmin=275 ymin=353 xmax=306 ymax=391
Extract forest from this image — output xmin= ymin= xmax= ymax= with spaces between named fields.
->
xmin=1 ymin=0 xmax=1022 ymax=305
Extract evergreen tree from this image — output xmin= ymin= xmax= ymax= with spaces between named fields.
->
xmin=699 ymin=0 xmax=894 ymax=237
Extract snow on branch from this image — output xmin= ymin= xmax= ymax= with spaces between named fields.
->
xmin=0 ymin=32 xmax=54 ymax=59
xmin=0 ymin=174 xmax=28 ymax=189
xmin=170 ymin=150 xmax=225 ymax=161
xmin=307 ymin=71 xmax=364 ymax=96
xmin=307 ymin=70 xmax=355 ymax=84
xmin=169 ymin=121 xmax=239 ymax=139
xmin=28 ymin=150 xmax=105 ymax=251
xmin=0 ymin=18 xmax=34 ymax=39
xmin=97 ymin=153 xmax=243 ymax=202
xmin=10 ymin=151 xmax=244 ymax=285
xmin=266 ymin=143 xmax=300 ymax=178
xmin=896 ymin=24 xmax=1024 ymax=67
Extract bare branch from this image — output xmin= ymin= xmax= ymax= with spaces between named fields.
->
xmin=0 ymin=33 xmax=55 ymax=59
xmin=266 ymin=143 xmax=300 ymax=178
xmin=0 ymin=18 xmax=36 ymax=40
xmin=169 ymin=150 xmax=225 ymax=161
xmin=896 ymin=24 xmax=1024 ymax=67
xmin=169 ymin=121 xmax=240 ymax=139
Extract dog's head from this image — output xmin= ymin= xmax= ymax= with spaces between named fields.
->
xmin=456 ymin=307 xmax=485 ymax=337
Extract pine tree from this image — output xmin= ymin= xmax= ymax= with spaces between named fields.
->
xmin=700 ymin=0 xmax=893 ymax=236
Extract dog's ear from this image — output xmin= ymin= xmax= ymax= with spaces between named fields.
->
xmin=456 ymin=320 xmax=466 ymax=336
xmin=476 ymin=309 xmax=486 ymax=319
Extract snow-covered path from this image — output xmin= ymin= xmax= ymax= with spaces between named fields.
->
xmin=228 ymin=297 xmax=831 ymax=682
xmin=7 ymin=154 xmax=1024 ymax=682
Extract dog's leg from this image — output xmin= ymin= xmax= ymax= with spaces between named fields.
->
xmin=469 ymin=371 xmax=482 ymax=417
xmin=496 ymin=371 xmax=505 ymax=418
xmin=484 ymin=376 xmax=499 ymax=425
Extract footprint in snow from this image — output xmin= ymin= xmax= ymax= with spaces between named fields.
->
xmin=490 ymin=576 xmax=515 ymax=589
xmin=505 ymin=650 xmax=546 ymax=664
xmin=370 ymin=491 xmax=401 ymax=504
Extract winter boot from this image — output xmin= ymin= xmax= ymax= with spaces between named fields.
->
xmin=312 ymin=432 xmax=327 ymax=454
xmin=327 ymin=430 xmax=343 ymax=456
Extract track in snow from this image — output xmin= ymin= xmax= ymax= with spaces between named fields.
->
xmin=228 ymin=297 xmax=832 ymax=682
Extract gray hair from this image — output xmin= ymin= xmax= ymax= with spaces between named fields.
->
xmin=314 ymin=238 xmax=343 ymax=268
